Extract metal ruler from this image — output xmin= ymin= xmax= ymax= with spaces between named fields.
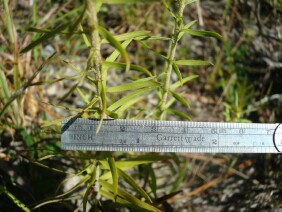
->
xmin=61 ymin=118 xmax=282 ymax=153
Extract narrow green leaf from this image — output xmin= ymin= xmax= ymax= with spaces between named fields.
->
xmin=100 ymin=180 xmax=160 ymax=212
xmin=3 ymin=0 xmax=15 ymax=45
xmin=161 ymin=0 xmax=176 ymax=18
xmin=41 ymin=115 xmax=77 ymax=128
xmin=108 ymin=87 xmax=155 ymax=111
xmin=102 ymin=61 xmax=152 ymax=77
xmin=66 ymin=3 xmax=86 ymax=39
xmin=84 ymin=96 xmax=99 ymax=111
xmin=115 ymin=97 xmax=143 ymax=116
xmin=102 ymin=40 xmax=132 ymax=99
xmin=40 ymin=101 xmax=83 ymax=112
xmin=83 ymin=164 xmax=96 ymax=212
xmin=97 ymin=26 xmax=129 ymax=71
xmin=170 ymin=160 xmax=188 ymax=193
xmin=102 ymin=31 xmax=150 ymax=43
xmin=147 ymin=165 xmax=157 ymax=198
xmin=20 ymin=24 xmax=69 ymax=53
xmin=138 ymin=40 xmax=168 ymax=60
xmin=106 ymin=110 xmax=119 ymax=119
xmin=107 ymin=153 xmax=118 ymax=200
xmin=170 ymin=75 xmax=198 ymax=90
xmin=32 ymin=195 xmax=81 ymax=210
xmin=106 ymin=40 xmax=132 ymax=62
xmin=63 ymin=60 xmax=83 ymax=74
xmin=185 ymin=0 xmax=197 ymax=5
xmin=172 ymin=62 xmax=183 ymax=84
xmin=44 ymin=6 xmax=82 ymax=29
xmin=107 ymin=79 xmax=160 ymax=93
xmin=100 ymin=189 xmax=131 ymax=206
xmin=100 ymin=157 xmax=167 ymax=170
xmin=169 ymin=90 xmax=189 ymax=108
xmin=26 ymin=27 xmax=50 ymax=33
xmin=55 ymin=175 xmax=90 ymax=199
xmin=79 ymin=24 xmax=91 ymax=47
xmin=0 ymin=67 xmax=19 ymax=124
xmin=183 ymin=20 xmax=198 ymax=29
xmin=31 ymin=161 xmax=70 ymax=174
xmin=104 ymin=0 xmax=158 ymax=3
xmin=181 ymin=29 xmax=222 ymax=39
xmin=135 ymin=35 xmax=171 ymax=41
xmin=178 ymin=20 xmax=197 ymax=40
xmin=37 ymin=155 xmax=56 ymax=162
xmin=58 ymin=82 xmax=79 ymax=104
xmin=30 ymin=74 xmax=81 ymax=86
xmin=76 ymin=87 xmax=90 ymax=104
xmin=163 ymin=98 xmax=176 ymax=110
xmin=118 ymin=168 xmax=152 ymax=203
xmin=175 ymin=60 xmax=213 ymax=66
xmin=100 ymin=154 xmax=170 ymax=180
xmin=167 ymin=109 xmax=192 ymax=121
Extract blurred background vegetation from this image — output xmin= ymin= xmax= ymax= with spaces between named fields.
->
xmin=0 ymin=0 xmax=282 ymax=211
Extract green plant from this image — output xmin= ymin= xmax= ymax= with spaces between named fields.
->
xmin=1 ymin=0 xmax=221 ymax=211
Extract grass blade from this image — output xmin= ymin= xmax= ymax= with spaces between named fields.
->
xmin=175 ymin=60 xmax=213 ymax=66
xmin=181 ymin=29 xmax=222 ymax=39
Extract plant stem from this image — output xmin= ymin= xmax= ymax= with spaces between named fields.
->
xmin=159 ymin=0 xmax=186 ymax=120
xmin=86 ymin=0 xmax=103 ymax=114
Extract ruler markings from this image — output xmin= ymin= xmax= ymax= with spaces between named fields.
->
xmin=61 ymin=118 xmax=282 ymax=153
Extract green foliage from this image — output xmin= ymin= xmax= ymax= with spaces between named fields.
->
xmin=0 ymin=0 xmax=223 ymax=211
